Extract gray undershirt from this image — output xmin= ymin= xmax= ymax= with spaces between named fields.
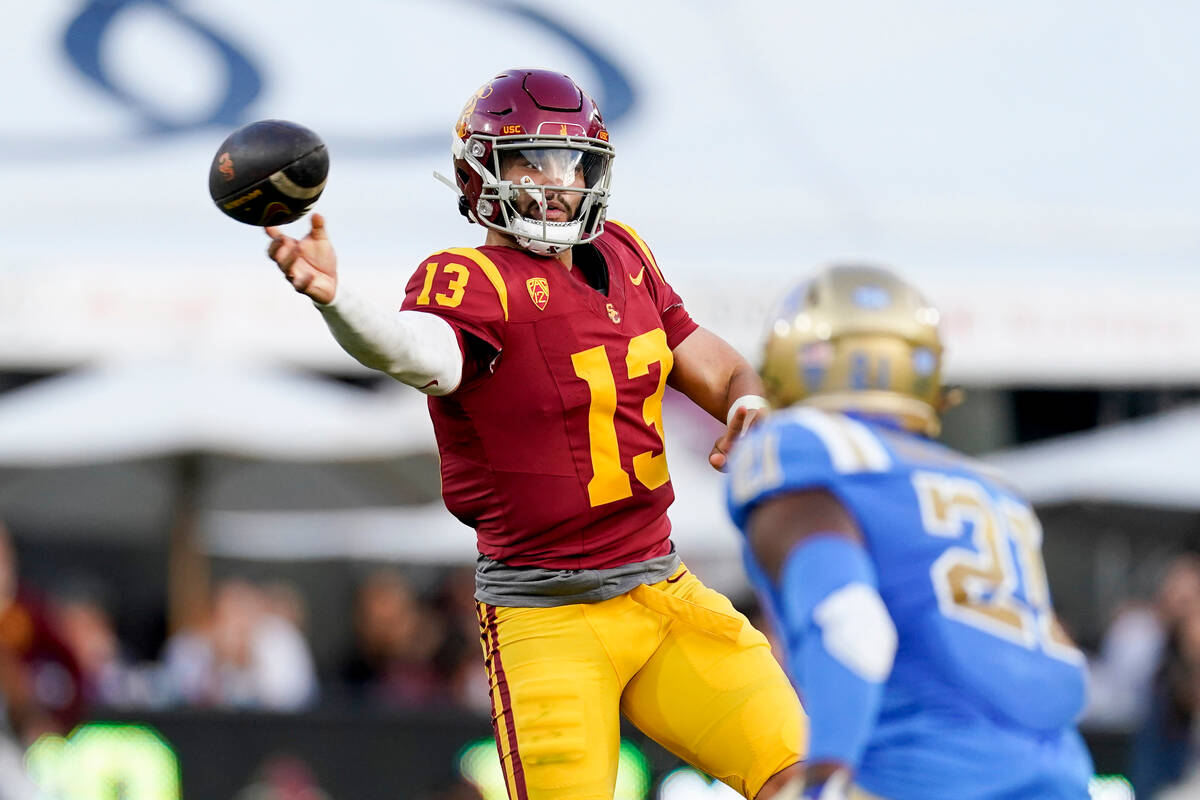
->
xmin=474 ymin=548 xmax=683 ymax=608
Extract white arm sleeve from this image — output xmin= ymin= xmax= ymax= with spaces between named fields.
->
xmin=314 ymin=285 xmax=464 ymax=395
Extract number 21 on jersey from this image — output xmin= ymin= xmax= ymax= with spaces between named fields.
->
xmin=912 ymin=471 xmax=1081 ymax=664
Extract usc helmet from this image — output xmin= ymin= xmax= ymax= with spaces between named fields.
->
xmin=449 ymin=69 xmax=615 ymax=256
xmin=759 ymin=264 xmax=947 ymax=436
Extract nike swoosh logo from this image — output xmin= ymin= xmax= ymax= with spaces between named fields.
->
xmin=630 ymin=266 xmax=646 ymax=286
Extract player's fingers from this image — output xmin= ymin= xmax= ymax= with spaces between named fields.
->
xmin=709 ymin=444 xmax=728 ymax=471
xmin=308 ymin=213 xmax=327 ymax=240
xmin=264 ymin=225 xmax=283 ymax=240
xmin=291 ymin=269 xmax=312 ymax=292
xmin=740 ymin=407 xmax=765 ymax=434
xmin=272 ymin=240 xmax=297 ymax=271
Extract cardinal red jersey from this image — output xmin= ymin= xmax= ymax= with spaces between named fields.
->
xmin=400 ymin=221 xmax=698 ymax=569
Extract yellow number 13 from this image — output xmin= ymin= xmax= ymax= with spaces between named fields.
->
xmin=416 ymin=262 xmax=469 ymax=308
xmin=571 ymin=329 xmax=673 ymax=507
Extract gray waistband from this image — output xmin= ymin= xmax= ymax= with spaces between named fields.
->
xmin=474 ymin=549 xmax=683 ymax=608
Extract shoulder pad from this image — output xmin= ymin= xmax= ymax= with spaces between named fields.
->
xmin=603 ymin=220 xmax=666 ymax=284
xmin=726 ymin=408 xmax=893 ymax=528
xmin=426 ymin=247 xmax=510 ymax=321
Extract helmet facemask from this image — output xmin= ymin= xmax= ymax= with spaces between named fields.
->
xmin=454 ymin=133 xmax=614 ymax=256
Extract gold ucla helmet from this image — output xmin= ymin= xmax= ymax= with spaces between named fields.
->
xmin=760 ymin=264 xmax=946 ymax=435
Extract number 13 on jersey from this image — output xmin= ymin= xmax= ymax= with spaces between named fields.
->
xmin=571 ymin=329 xmax=673 ymax=507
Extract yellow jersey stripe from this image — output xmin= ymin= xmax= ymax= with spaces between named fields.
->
xmin=607 ymin=220 xmax=666 ymax=284
xmin=444 ymin=247 xmax=509 ymax=321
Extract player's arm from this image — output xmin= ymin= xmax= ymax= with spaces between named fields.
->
xmin=667 ymin=327 xmax=768 ymax=469
xmin=265 ymin=215 xmax=464 ymax=395
xmin=747 ymin=489 xmax=898 ymax=799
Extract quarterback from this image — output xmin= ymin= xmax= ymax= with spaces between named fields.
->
xmin=264 ymin=69 xmax=804 ymax=799
xmin=725 ymin=266 xmax=1093 ymax=799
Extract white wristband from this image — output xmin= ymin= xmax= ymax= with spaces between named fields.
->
xmin=726 ymin=394 xmax=769 ymax=426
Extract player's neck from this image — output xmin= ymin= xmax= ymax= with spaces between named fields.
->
xmin=484 ymin=230 xmax=574 ymax=269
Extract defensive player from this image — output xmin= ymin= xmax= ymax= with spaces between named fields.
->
xmin=263 ymin=69 xmax=804 ymax=799
xmin=725 ymin=265 xmax=1093 ymax=799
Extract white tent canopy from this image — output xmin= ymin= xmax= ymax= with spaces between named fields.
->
xmin=984 ymin=404 xmax=1200 ymax=510
xmin=0 ymin=358 xmax=433 ymax=465
xmin=0 ymin=362 xmax=747 ymax=586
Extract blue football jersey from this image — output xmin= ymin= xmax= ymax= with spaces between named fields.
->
xmin=726 ymin=407 xmax=1093 ymax=800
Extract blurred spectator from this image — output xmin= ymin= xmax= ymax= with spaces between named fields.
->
xmin=1113 ymin=554 xmax=1200 ymax=798
xmin=0 ymin=523 xmax=83 ymax=741
xmin=341 ymin=568 xmax=450 ymax=706
xmin=432 ymin=565 xmax=489 ymax=714
xmin=161 ymin=577 xmax=318 ymax=710
xmin=0 ymin=521 xmax=81 ymax=799
xmin=54 ymin=591 xmax=136 ymax=707
xmin=1086 ymin=554 xmax=1200 ymax=730
xmin=263 ymin=579 xmax=310 ymax=635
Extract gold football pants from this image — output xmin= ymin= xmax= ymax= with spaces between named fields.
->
xmin=476 ymin=564 xmax=807 ymax=800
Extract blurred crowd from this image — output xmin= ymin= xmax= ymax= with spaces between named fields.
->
xmin=0 ymin=519 xmax=491 ymax=753
xmin=1086 ymin=553 xmax=1200 ymax=798
xmin=13 ymin=509 xmax=1200 ymax=798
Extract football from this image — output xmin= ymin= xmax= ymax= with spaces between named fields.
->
xmin=208 ymin=119 xmax=329 ymax=226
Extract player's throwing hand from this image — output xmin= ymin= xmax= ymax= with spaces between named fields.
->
xmin=265 ymin=212 xmax=338 ymax=304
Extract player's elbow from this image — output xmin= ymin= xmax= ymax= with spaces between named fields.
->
xmin=385 ymin=357 xmax=461 ymax=396
xmin=813 ymin=583 xmax=898 ymax=683
xmin=384 ymin=311 xmax=464 ymax=395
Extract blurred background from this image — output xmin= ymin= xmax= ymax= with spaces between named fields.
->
xmin=2 ymin=0 xmax=1199 ymax=798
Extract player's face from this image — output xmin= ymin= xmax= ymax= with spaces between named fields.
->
xmin=500 ymin=149 xmax=587 ymax=222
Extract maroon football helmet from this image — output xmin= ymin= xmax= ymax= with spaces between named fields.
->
xmin=449 ymin=69 xmax=614 ymax=256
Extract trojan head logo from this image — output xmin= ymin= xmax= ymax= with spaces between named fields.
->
xmin=218 ymin=152 xmax=234 ymax=181
xmin=606 ymin=303 xmax=621 ymax=324
xmin=526 ymin=277 xmax=550 ymax=311
xmin=456 ymin=82 xmax=495 ymax=140
xmin=559 ymin=123 xmax=569 ymax=136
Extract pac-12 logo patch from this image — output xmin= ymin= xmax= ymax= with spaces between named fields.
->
xmin=526 ymin=277 xmax=550 ymax=310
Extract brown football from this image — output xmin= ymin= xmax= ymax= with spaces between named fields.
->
xmin=208 ymin=119 xmax=329 ymax=226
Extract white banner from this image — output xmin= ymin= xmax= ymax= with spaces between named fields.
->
xmin=3 ymin=0 xmax=1199 ymax=383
